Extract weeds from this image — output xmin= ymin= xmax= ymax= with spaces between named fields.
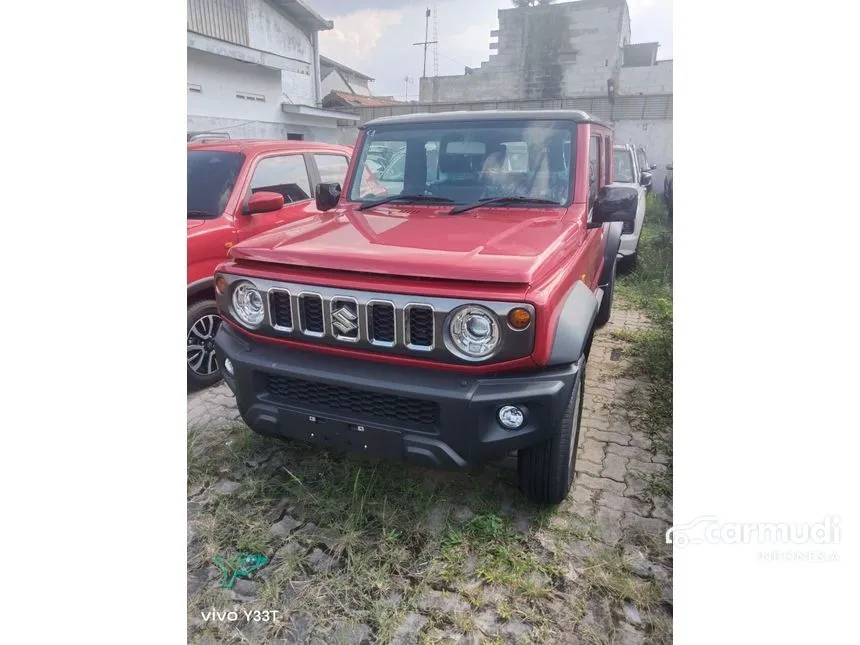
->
xmin=615 ymin=192 xmax=673 ymax=499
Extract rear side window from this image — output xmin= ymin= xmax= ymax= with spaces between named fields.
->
xmin=250 ymin=155 xmax=312 ymax=203
xmin=588 ymin=135 xmax=601 ymax=208
xmin=314 ymin=154 xmax=349 ymax=185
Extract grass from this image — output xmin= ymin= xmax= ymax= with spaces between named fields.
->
xmin=614 ymin=192 xmax=673 ymax=499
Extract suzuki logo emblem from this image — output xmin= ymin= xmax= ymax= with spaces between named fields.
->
xmin=332 ymin=304 xmax=358 ymax=335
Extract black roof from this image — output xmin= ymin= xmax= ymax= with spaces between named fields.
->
xmin=361 ymin=109 xmax=612 ymax=129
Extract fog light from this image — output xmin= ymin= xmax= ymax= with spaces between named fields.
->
xmin=223 ymin=358 xmax=234 ymax=376
xmin=498 ymin=405 xmax=524 ymax=430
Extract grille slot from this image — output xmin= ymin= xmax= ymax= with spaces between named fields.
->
xmin=266 ymin=374 xmax=440 ymax=427
xmin=407 ymin=306 xmax=434 ymax=348
xmin=369 ymin=302 xmax=395 ymax=344
xmin=269 ymin=290 xmax=292 ymax=330
xmin=299 ymin=294 xmax=324 ymax=334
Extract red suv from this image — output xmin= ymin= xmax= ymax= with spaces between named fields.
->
xmin=187 ymin=140 xmax=353 ymax=389
xmin=212 ymin=111 xmax=637 ymax=504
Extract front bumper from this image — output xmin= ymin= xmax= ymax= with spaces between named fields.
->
xmin=214 ymin=323 xmax=578 ymax=470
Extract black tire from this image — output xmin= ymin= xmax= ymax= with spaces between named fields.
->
xmin=517 ymin=361 xmax=586 ymax=505
xmin=594 ymin=257 xmax=616 ymax=328
xmin=618 ymin=252 xmax=638 ymax=274
xmin=187 ymin=299 xmax=223 ymax=391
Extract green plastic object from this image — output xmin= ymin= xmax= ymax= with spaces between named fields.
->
xmin=214 ymin=552 xmax=269 ymax=589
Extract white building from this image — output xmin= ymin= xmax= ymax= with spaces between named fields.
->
xmin=187 ymin=0 xmax=358 ymax=142
xmin=320 ymin=56 xmax=374 ymax=97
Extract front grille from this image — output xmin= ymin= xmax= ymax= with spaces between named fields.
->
xmin=622 ymin=220 xmax=635 ymax=234
xmin=266 ymin=374 xmax=440 ymax=427
xmin=269 ymin=291 xmax=292 ymax=329
xmin=407 ymin=306 xmax=434 ymax=347
xmin=369 ymin=302 xmax=395 ymax=343
xmin=300 ymin=294 xmax=324 ymax=333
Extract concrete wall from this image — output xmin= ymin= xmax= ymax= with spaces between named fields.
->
xmin=613 ymin=119 xmax=672 ymax=191
xmin=420 ymin=0 xmax=629 ymax=103
xmin=619 ymin=60 xmax=673 ymax=95
xmin=187 ymin=48 xmax=285 ymax=123
xmin=321 ymin=70 xmax=352 ymax=96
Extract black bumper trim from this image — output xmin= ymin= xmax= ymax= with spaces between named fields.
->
xmin=215 ymin=324 xmax=578 ymax=470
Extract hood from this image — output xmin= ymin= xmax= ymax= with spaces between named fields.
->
xmin=229 ymin=204 xmax=579 ymax=284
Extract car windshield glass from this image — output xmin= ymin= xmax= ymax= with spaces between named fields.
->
xmin=613 ymin=149 xmax=636 ymax=183
xmin=188 ymin=150 xmax=245 ymax=218
xmin=349 ymin=120 xmax=575 ymax=207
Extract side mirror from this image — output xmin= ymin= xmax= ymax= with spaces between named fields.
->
xmin=666 ymin=163 xmax=673 ymax=171
xmin=315 ymin=182 xmax=342 ymax=212
xmin=244 ymin=191 xmax=284 ymax=215
xmin=649 ymin=163 xmax=658 ymax=170
xmin=591 ymin=186 xmax=637 ymax=226
xmin=639 ymin=171 xmax=653 ymax=187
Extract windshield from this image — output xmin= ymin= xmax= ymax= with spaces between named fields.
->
xmin=188 ymin=150 xmax=245 ymax=218
xmin=613 ymin=148 xmax=636 ymax=183
xmin=349 ymin=120 xmax=575 ymax=207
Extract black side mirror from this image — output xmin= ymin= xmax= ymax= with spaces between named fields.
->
xmin=315 ymin=182 xmax=342 ymax=212
xmin=666 ymin=163 xmax=673 ymax=171
xmin=591 ymin=185 xmax=637 ymax=227
xmin=639 ymin=171 xmax=652 ymax=187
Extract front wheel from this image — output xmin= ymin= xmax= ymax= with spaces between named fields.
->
xmin=187 ymin=300 xmax=223 ymax=391
xmin=517 ymin=361 xmax=586 ymax=505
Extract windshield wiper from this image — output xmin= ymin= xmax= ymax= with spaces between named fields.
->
xmin=448 ymin=196 xmax=562 ymax=215
xmin=357 ymin=194 xmax=455 ymax=211
xmin=188 ymin=210 xmax=215 ymax=219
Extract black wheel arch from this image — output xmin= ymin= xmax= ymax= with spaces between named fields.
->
xmin=547 ymin=281 xmax=599 ymax=367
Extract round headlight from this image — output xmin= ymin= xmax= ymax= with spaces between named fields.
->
xmin=232 ymin=282 xmax=264 ymax=328
xmin=447 ymin=305 xmax=501 ymax=360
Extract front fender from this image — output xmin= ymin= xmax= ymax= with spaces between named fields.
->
xmin=546 ymin=280 xmax=599 ymax=367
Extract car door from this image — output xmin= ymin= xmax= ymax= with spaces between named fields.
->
xmin=235 ymin=153 xmax=316 ymax=241
xmin=632 ymin=149 xmax=647 ymax=232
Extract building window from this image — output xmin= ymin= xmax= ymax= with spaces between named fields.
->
xmin=236 ymin=91 xmax=265 ymax=102
xmin=188 ymin=83 xmax=202 ymax=94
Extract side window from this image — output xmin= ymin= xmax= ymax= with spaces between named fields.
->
xmin=250 ymin=155 xmax=312 ymax=203
xmin=314 ymin=154 xmax=349 ymax=185
xmin=637 ymin=148 xmax=648 ymax=171
xmin=604 ymin=138 xmax=612 ymax=184
xmin=588 ymin=135 xmax=601 ymax=208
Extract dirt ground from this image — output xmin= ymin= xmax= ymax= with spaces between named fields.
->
xmin=187 ymin=304 xmax=673 ymax=645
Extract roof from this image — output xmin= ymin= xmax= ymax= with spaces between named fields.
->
xmin=362 ymin=110 xmax=612 ymax=129
xmin=187 ymin=139 xmax=352 ymax=155
xmin=319 ymin=55 xmax=374 ymax=82
xmin=323 ymin=91 xmax=405 ymax=108
xmin=269 ymin=0 xmax=333 ymax=32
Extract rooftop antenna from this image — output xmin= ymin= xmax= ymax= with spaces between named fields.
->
xmin=413 ymin=8 xmax=438 ymax=78
xmin=433 ymin=3 xmax=439 ymax=76
xmin=403 ymin=76 xmax=412 ymax=101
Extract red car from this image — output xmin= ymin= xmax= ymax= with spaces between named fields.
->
xmin=187 ymin=139 xmax=353 ymax=389
xmin=212 ymin=111 xmax=637 ymax=504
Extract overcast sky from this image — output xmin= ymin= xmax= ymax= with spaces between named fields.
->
xmin=313 ymin=0 xmax=673 ymax=100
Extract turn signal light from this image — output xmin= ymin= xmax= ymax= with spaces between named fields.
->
xmin=507 ymin=308 xmax=532 ymax=330
xmin=215 ymin=275 xmax=227 ymax=295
